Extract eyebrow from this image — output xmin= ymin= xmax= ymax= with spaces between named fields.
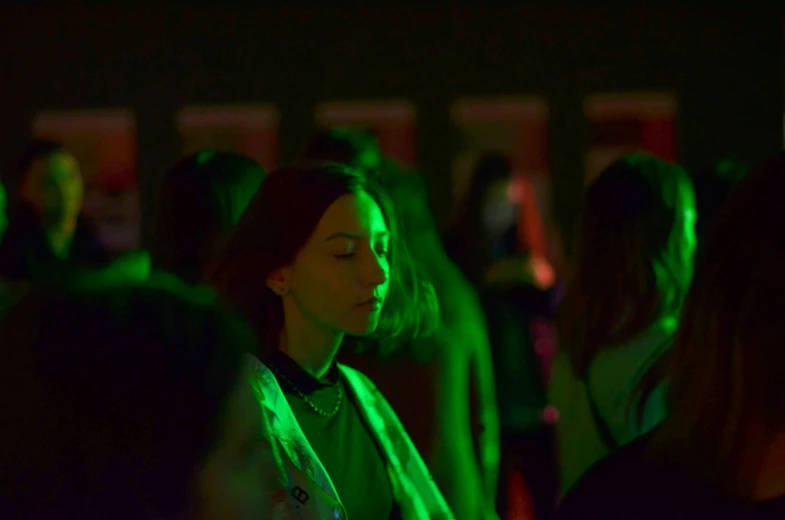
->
xmin=325 ymin=231 xmax=390 ymax=242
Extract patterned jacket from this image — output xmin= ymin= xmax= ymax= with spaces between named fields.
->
xmin=250 ymin=355 xmax=455 ymax=519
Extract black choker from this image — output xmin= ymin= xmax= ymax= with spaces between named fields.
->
xmin=268 ymin=362 xmax=344 ymax=417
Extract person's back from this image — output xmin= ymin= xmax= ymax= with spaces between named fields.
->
xmin=558 ymin=154 xmax=785 ymax=519
xmin=550 ymin=318 xmax=675 ymax=491
xmin=557 ymin=432 xmax=785 ymax=520
xmin=549 ymin=154 xmax=696 ymax=495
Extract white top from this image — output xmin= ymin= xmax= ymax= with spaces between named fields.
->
xmin=549 ymin=317 xmax=676 ymax=495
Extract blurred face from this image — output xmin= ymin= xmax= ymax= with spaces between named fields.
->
xmin=481 ymin=179 xmax=517 ymax=235
xmin=356 ymin=144 xmax=382 ymax=174
xmin=193 ymin=361 xmax=269 ymax=520
xmin=279 ymin=190 xmax=391 ymax=337
xmin=22 ymin=151 xmax=84 ymax=225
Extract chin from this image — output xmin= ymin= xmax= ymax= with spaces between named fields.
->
xmin=345 ymin=318 xmax=381 ymax=337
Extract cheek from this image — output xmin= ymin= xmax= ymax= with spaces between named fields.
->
xmin=292 ymin=264 xmax=356 ymax=317
xmin=378 ymin=266 xmax=391 ymax=300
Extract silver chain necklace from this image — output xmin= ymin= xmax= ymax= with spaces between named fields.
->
xmin=268 ymin=362 xmax=344 ymax=418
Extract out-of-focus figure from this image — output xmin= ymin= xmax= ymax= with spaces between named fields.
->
xmin=304 ymin=127 xmax=382 ymax=174
xmin=445 ymin=151 xmax=558 ymax=519
xmin=0 ymin=277 xmax=271 ymax=519
xmin=558 ymin=153 xmax=785 ymax=518
xmin=550 ymin=153 xmax=695 ymax=496
xmin=0 ymin=140 xmax=149 ymax=283
xmin=152 ymin=149 xmax=267 ymax=284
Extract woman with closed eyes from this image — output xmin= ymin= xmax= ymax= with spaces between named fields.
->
xmin=208 ymin=162 xmax=452 ymax=519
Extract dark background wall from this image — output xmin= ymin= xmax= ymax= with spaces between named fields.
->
xmin=1 ymin=6 xmax=782 ymax=249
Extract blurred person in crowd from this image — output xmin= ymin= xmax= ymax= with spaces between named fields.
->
xmin=208 ymin=163 xmax=452 ymax=519
xmin=303 ymin=127 xmax=382 ymax=174
xmin=558 ymin=154 xmax=785 ymax=519
xmin=152 ymin=150 xmax=267 ymax=284
xmin=303 ymin=128 xmax=500 ymax=519
xmin=445 ymin=151 xmax=558 ymax=519
xmin=628 ymin=157 xmax=753 ymax=431
xmin=549 ymin=154 xmax=696 ymax=496
xmin=444 ymin=151 xmax=553 ymax=291
xmin=0 ymin=276 xmax=271 ymax=519
xmin=0 ymin=140 xmax=148 ymax=283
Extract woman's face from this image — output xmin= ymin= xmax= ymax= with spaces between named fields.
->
xmin=193 ymin=361 xmax=270 ymax=520
xmin=481 ymin=179 xmax=517 ymax=235
xmin=275 ymin=190 xmax=391 ymax=337
xmin=22 ymin=151 xmax=84 ymax=225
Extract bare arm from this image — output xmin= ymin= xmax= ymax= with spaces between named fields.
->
xmin=471 ymin=324 xmax=501 ymax=516
xmin=432 ymin=333 xmax=484 ymax=519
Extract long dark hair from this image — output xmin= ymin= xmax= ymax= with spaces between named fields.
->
xmin=206 ymin=162 xmax=438 ymax=357
xmin=0 ymin=276 xmax=253 ymax=519
xmin=630 ymin=158 xmax=752 ymax=423
xmin=648 ymin=154 xmax=785 ymax=498
xmin=152 ymin=150 xmax=267 ymax=284
xmin=559 ymin=154 xmax=694 ymax=377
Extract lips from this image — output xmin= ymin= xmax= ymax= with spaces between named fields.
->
xmin=358 ymin=297 xmax=381 ymax=307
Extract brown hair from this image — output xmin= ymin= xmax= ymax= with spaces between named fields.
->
xmin=206 ymin=162 xmax=437 ymax=357
xmin=648 ymin=154 xmax=785 ymax=497
xmin=559 ymin=153 xmax=694 ymax=377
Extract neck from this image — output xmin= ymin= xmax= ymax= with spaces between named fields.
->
xmin=279 ymin=300 xmax=344 ymax=380
xmin=45 ymin=218 xmax=78 ymax=258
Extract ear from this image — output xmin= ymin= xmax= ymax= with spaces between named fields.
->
xmin=266 ymin=268 xmax=289 ymax=296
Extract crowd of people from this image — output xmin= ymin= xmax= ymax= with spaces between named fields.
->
xmin=0 ymin=125 xmax=783 ymax=520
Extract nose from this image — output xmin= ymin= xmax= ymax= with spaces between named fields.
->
xmin=361 ymin=252 xmax=388 ymax=288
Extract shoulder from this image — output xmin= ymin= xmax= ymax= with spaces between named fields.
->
xmin=247 ymin=354 xmax=267 ymax=374
xmin=245 ymin=355 xmax=279 ymax=396
xmin=338 ymin=364 xmax=393 ymax=411
xmin=558 ymin=437 xmax=651 ymax=517
xmin=338 ymin=364 xmax=376 ymax=390
xmin=558 ymin=433 xmax=701 ymax=519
